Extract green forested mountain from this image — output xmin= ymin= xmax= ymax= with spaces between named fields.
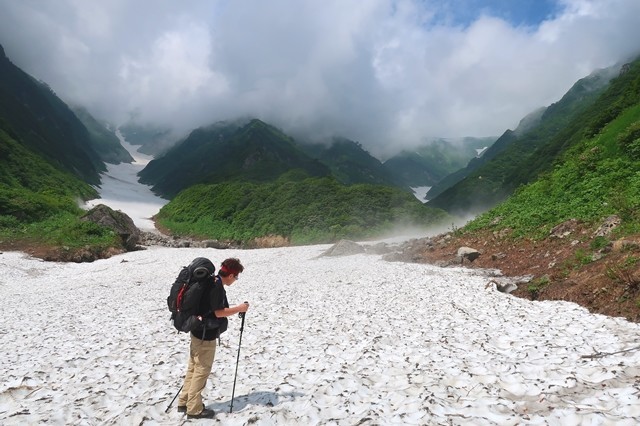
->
xmin=143 ymin=119 xmax=450 ymax=243
xmin=427 ymin=65 xmax=620 ymax=214
xmin=155 ymin=176 xmax=449 ymax=244
xmin=465 ymin=58 xmax=640 ymax=236
xmin=72 ymin=106 xmax=133 ymax=164
xmin=0 ymin=44 xmax=105 ymax=185
xmin=383 ymin=137 xmax=496 ymax=189
xmin=0 ymin=127 xmax=97 ymax=220
xmin=139 ymin=118 xmax=331 ymax=198
xmin=0 ymin=125 xmax=119 ymax=250
xmin=299 ymin=137 xmax=402 ymax=188
xmin=0 ymin=45 xmax=122 ymax=252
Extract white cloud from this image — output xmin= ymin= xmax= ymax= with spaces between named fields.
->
xmin=0 ymin=0 xmax=639 ymax=158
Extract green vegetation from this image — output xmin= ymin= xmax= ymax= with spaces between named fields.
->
xmin=606 ymin=256 xmax=640 ymax=295
xmin=464 ymin=59 xmax=640 ymax=240
xmin=72 ymin=106 xmax=134 ymax=164
xmin=527 ymin=275 xmax=550 ymax=300
xmin=0 ymin=212 xmax=119 ymax=249
xmin=387 ymin=137 xmax=497 ymax=189
xmin=466 ymin=105 xmax=640 ymax=239
xmin=428 ymin=65 xmax=618 ymax=213
xmin=139 ymin=119 xmax=331 ymax=198
xmin=300 ymin=137 xmax=400 ymax=187
xmin=156 ymin=176 xmax=449 ymax=244
xmin=0 ymin=128 xmax=118 ymax=250
xmin=0 ymin=46 xmax=105 ymax=185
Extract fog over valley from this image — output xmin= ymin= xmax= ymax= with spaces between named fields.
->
xmin=1 ymin=0 xmax=640 ymax=157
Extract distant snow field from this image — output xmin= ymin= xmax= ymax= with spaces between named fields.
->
xmin=83 ymin=132 xmax=168 ymax=232
xmin=411 ymin=186 xmax=431 ymax=202
xmin=1 ymin=245 xmax=640 ymax=425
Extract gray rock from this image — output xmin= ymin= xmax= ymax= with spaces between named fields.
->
xmin=457 ymin=246 xmax=481 ymax=264
xmin=549 ymin=219 xmax=578 ymax=238
xmin=593 ymin=215 xmax=621 ymax=237
xmin=81 ymin=204 xmax=140 ymax=251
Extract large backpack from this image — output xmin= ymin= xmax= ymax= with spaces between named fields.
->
xmin=167 ymin=257 xmax=216 ymax=332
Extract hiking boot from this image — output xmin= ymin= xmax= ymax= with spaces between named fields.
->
xmin=187 ymin=408 xmax=215 ymax=419
xmin=177 ymin=405 xmax=186 ymax=413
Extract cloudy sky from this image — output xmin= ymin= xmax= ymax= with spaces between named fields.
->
xmin=1 ymin=0 xmax=639 ymax=158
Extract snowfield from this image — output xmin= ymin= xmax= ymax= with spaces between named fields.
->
xmin=1 ymin=244 xmax=640 ymax=425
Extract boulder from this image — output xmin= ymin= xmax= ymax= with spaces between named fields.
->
xmin=457 ymin=246 xmax=481 ymax=264
xmin=81 ymin=204 xmax=141 ymax=251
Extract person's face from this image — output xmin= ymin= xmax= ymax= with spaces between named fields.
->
xmin=223 ymin=272 xmax=240 ymax=285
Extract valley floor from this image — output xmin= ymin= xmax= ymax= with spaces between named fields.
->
xmin=2 ymin=244 xmax=640 ymax=424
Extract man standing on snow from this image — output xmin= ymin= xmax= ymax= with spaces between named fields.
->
xmin=177 ymin=257 xmax=249 ymax=419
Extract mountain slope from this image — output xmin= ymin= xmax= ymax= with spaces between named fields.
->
xmin=72 ymin=106 xmax=133 ymax=164
xmin=155 ymin=177 xmax=449 ymax=244
xmin=299 ymin=137 xmax=402 ymax=188
xmin=0 ymin=44 xmax=105 ymax=185
xmin=427 ymin=65 xmax=619 ymax=214
xmin=383 ymin=137 xmax=496 ymax=189
xmin=414 ymin=58 xmax=640 ymax=323
xmin=0 ymin=127 xmax=97 ymax=221
xmin=466 ymin=57 xmax=640 ymax=237
xmin=139 ymin=119 xmax=331 ymax=198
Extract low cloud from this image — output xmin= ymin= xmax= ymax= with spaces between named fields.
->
xmin=1 ymin=0 xmax=639 ymax=158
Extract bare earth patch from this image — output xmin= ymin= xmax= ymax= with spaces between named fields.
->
xmin=414 ymin=225 xmax=640 ymax=323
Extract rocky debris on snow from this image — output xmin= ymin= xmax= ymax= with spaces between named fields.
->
xmin=383 ymin=237 xmax=438 ymax=263
xmin=81 ymin=204 xmax=141 ymax=251
xmin=365 ymin=242 xmax=394 ymax=255
xmin=139 ymin=231 xmax=238 ymax=249
xmin=320 ymin=240 xmax=366 ymax=257
xmin=485 ymin=274 xmax=534 ymax=293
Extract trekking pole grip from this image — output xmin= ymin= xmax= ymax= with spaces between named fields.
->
xmin=239 ymin=301 xmax=248 ymax=319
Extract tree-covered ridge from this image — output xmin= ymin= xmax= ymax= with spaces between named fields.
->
xmin=466 ymin=60 xmax=640 ymax=238
xmin=384 ymin=137 xmax=496 ymax=189
xmin=300 ymin=137 xmax=401 ymax=188
xmin=139 ymin=118 xmax=331 ymax=198
xmin=72 ymin=106 xmax=134 ymax=164
xmin=0 ymin=128 xmax=96 ymax=219
xmin=155 ymin=176 xmax=449 ymax=244
xmin=0 ymin=45 xmax=133 ymax=252
xmin=0 ymin=127 xmax=119 ymax=249
xmin=0 ymin=44 xmax=105 ymax=185
xmin=427 ymin=65 xmax=619 ymax=213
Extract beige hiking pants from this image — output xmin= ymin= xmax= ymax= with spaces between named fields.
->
xmin=178 ymin=334 xmax=217 ymax=415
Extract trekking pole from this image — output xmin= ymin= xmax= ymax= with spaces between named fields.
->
xmin=229 ymin=302 xmax=248 ymax=413
xmin=165 ymin=384 xmax=183 ymax=413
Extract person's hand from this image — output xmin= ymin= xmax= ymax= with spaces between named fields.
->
xmin=237 ymin=302 xmax=249 ymax=313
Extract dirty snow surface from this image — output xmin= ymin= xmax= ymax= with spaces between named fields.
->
xmin=1 ymin=244 xmax=640 ymax=425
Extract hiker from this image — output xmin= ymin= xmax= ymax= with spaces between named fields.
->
xmin=177 ymin=257 xmax=249 ymax=419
